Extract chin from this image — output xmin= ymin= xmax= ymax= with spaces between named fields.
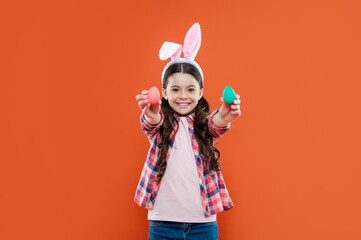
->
xmin=177 ymin=108 xmax=195 ymax=116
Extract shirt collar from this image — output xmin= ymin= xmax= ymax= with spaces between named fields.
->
xmin=173 ymin=112 xmax=195 ymax=123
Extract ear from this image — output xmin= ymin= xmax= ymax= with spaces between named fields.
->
xmin=159 ymin=42 xmax=182 ymax=61
xmin=199 ymin=88 xmax=204 ymax=99
xmin=162 ymin=88 xmax=168 ymax=100
xmin=183 ymin=23 xmax=201 ymax=60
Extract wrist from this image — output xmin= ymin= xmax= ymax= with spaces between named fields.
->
xmin=144 ymin=114 xmax=161 ymax=125
xmin=212 ymin=110 xmax=230 ymax=127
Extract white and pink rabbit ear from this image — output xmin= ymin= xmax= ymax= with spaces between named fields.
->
xmin=183 ymin=23 xmax=201 ymax=60
xmin=159 ymin=41 xmax=182 ymax=61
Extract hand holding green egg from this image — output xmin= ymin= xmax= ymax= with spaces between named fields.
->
xmin=222 ymin=86 xmax=237 ymax=104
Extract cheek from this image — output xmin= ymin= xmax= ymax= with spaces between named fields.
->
xmin=168 ymin=91 xmax=176 ymax=97
xmin=167 ymin=94 xmax=178 ymax=102
xmin=194 ymin=92 xmax=202 ymax=99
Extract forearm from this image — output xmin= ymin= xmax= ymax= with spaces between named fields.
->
xmin=212 ymin=111 xmax=231 ymax=128
xmin=144 ymin=113 xmax=162 ymax=125
xmin=140 ymin=111 xmax=164 ymax=140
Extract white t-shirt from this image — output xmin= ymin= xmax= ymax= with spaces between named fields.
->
xmin=148 ymin=117 xmax=216 ymax=223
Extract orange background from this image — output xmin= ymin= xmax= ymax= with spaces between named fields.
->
xmin=1 ymin=0 xmax=361 ymax=239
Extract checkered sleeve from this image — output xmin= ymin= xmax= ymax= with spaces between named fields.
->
xmin=140 ymin=110 xmax=164 ymax=141
xmin=208 ymin=109 xmax=231 ymax=143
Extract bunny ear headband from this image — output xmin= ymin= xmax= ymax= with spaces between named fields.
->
xmin=159 ymin=22 xmax=204 ymax=85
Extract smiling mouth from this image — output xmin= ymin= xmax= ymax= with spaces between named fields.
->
xmin=177 ymin=103 xmax=190 ymax=108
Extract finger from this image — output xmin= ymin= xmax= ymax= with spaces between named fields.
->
xmin=230 ymin=109 xmax=241 ymax=116
xmin=232 ymin=99 xmax=241 ymax=105
xmin=220 ymin=97 xmax=229 ymax=107
xmin=151 ymin=102 xmax=161 ymax=114
xmin=141 ymin=90 xmax=148 ymax=95
xmin=136 ymin=94 xmax=148 ymax=101
xmin=218 ymin=97 xmax=226 ymax=112
xmin=147 ymin=99 xmax=161 ymax=112
xmin=142 ymin=103 xmax=150 ymax=114
xmin=138 ymin=99 xmax=149 ymax=110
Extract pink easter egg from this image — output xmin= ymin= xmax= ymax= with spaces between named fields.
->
xmin=147 ymin=86 xmax=160 ymax=105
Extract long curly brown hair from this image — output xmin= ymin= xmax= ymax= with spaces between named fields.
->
xmin=155 ymin=62 xmax=221 ymax=182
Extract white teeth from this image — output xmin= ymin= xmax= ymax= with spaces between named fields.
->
xmin=178 ymin=103 xmax=188 ymax=106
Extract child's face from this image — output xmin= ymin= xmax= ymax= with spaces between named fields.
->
xmin=162 ymin=72 xmax=203 ymax=116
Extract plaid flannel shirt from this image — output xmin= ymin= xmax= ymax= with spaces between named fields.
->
xmin=134 ymin=109 xmax=234 ymax=217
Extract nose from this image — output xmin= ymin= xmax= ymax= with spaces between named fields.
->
xmin=180 ymin=90 xmax=188 ymax=99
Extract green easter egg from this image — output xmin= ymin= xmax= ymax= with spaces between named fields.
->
xmin=223 ymin=86 xmax=236 ymax=104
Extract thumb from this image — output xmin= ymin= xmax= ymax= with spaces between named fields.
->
xmin=142 ymin=103 xmax=150 ymax=116
xmin=219 ymin=97 xmax=228 ymax=110
xmin=149 ymin=100 xmax=161 ymax=115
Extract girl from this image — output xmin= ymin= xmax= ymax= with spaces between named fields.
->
xmin=134 ymin=23 xmax=241 ymax=240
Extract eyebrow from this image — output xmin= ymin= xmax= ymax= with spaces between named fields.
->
xmin=170 ymin=85 xmax=197 ymax=88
